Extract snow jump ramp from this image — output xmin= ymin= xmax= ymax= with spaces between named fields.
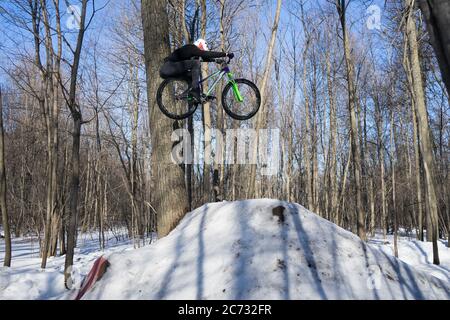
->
xmin=76 ymin=199 xmax=450 ymax=300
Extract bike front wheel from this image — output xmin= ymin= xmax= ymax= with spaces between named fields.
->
xmin=222 ymin=79 xmax=261 ymax=121
xmin=157 ymin=78 xmax=198 ymax=120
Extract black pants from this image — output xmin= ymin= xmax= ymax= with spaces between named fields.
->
xmin=160 ymin=60 xmax=201 ymax=91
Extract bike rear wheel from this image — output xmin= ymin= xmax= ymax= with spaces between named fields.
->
xmin=222 ymin=79 xmax=261 ymax=120
xmin=157 ymin=78 xmax=198 ymax=120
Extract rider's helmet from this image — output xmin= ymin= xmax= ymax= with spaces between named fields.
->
xmin=194 ymin=38 xmax=209 ymax=51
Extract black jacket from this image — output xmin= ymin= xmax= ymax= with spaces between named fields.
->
xmin=165 ymin=44 xmax=227 ymax=62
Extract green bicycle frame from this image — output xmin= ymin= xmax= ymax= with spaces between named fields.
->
xmin=199 ymin=65 xmax=244 ymax=103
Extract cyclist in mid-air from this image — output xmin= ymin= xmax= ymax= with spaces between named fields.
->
xmin=160 ymin=39 xmax=234 ymax=103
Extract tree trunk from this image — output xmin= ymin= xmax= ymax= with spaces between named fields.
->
xmin=311 ymin=54 xmax=319 ymax=214
xmin=0 ymin=88 xmax=11 ymax=267
xmin=65 ymin=115 xmax=81 ymax=287
xmin=405 ymin=53 xmax=425 ymax=241
xmin=64 ymin=0 xmax=88 ymax=287
xmin=418 ymin=0 xmax=450 ymax=97
xmin=299 ymin=2 xmax=313 ymax=211
xmin=391 ymin=112 xmax=399 ymax=258
xmin=336 ymin=0 xmax=366 ymax=240
xmin=375 ymin=97 xmax=387 ymax=239
xmin=141 ymin=0 xmax=189 ymax=237
xmin=247 ymin=0 xmax=282 ymax=198
xmin=405 ymin=0 xmax=440 ymax=264
xmin=326 ymin=50 xmax=338 ymax=223
xmin=200 ymin=0 xmax=212 ymax=203
xmin=338 ymin=142 xmax=352 ymax=227
xmin=35 ymin=0 xmax=61 ymax=268
xmin=369 ymin=175 xmax=375 ymax=237
xmin=59 ymin=221 xmax=66 ymax=256
xmin=213 ymin=0 xmax=226 ymax=202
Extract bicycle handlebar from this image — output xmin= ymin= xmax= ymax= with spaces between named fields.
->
xmin=215 ymin=56 xmax=232 ymax=65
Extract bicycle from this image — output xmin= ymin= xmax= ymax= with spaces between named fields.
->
xmin=156 ymin=57 xmax=261 ymax=121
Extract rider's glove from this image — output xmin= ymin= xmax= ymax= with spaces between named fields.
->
xmin=227 ymin=52 xmax=235 ymax=60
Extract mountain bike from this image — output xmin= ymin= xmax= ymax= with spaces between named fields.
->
xmin=156 ymin=57 xmax=261 ymax=121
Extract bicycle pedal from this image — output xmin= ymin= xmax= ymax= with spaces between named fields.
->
xmin=205 ymin=95 xmax=217 ymax=101
xmin=187 ymin=95 xmax=200 ymax=103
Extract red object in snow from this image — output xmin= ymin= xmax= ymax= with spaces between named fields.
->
xmin=75 ymin=256 xmax=110 ymax=300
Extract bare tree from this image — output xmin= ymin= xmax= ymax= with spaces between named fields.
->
xmin=38 ymin=0 xmax=63 ymax=268
xmin=200 ymin=0 xmax=213 ymax=203
xmin=335 ymin=0 xmax=366 ymax=240
xmin=404 ymin=0 xmax=440 ymax=264
xmin=213 ymin=0 xmax=226 ymax=203
xmin=403 ymin=39 xmax=424 ymax=241
xmin=62 ymin=0 xmax=91 ymax=286
xmin=417 ymin=0 xmax=450 ymax=247
xmin=247 ymin=0 xmax=282 ymax=198
xmin=0 ymin=87 xmax=11 ymax=267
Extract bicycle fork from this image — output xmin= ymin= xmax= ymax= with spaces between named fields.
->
xmin=226 ymin=71 xmax=244 ymax=103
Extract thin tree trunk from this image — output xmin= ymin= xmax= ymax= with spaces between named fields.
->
xmin=403 ymin=115 xmax=418 ymax=236
xmin=338 ymin=142 xmax=352 ymax=227
xmin=59 ymin=220 xmax=66 ymax=256
xmin=405 ymin=0 xmax=440 ymax=264
xmin=247 ymin=0 xmax=282 ymax=198
xmin=374 ymin=94 xmax=387 ymax=239
xmin=311 ymin=54 xmax=319 ymax=214
xmin=0 ymin=88 xmax=11 ymax=267
xmin=326 ymin=50 xmax=338 ymax=223
xmin=407 ymin=56 xmax=424 ymax=241
xmin=176 ymin=0 xmax=194 ymax=211
xmin=59 ymin=141 xmax=69 ymax=256
xmin=391 ymin=112 xmax=399 ymax=258
xmin=65 ymin=115 xmax=81 ymax=287
xmin=213 ymin=0 xmax=226 ymax=202
xmin=336 ymin=0 xmax=366 ymax=240
xmin=39 ymin=0 xmax=61 ymax=268
xmin=64 ymin=0 xmax=88 ymax=287
xmin=200 ymin=0 xmax=212 ymax=203
xmin=369 ymin=175 xmax=375 ymax=237
xmin=302 ymin=42 xmax=313 ymax=210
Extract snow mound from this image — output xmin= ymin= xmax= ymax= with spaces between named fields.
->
xmin=83 ymin=199 xmax=450 ymax=300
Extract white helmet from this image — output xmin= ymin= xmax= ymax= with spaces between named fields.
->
xmin=194 ymin=38 xmax=209 ymax=51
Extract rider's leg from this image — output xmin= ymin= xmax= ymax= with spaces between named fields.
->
xmin=159 ymin=61 xmax=179 ymax=78
xmin=184 ymin=60 xmax=201 ymax=102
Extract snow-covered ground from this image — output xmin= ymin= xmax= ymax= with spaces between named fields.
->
xmin=368 ymin=233 xmax=449 ymax=283
xmin=0 ymin=230 xmax=134 ymax=300
xmin=1 ymin=199 xmax=449 ymax=300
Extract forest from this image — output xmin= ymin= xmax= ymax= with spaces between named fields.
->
xmin=0 ymin=0 xmax=449 ymax=294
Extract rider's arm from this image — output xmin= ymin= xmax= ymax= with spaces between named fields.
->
xmin=199 ymin=50 xmax=227 ymax=60
xmin=190 ymin=45 xmax=227 ymax=61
